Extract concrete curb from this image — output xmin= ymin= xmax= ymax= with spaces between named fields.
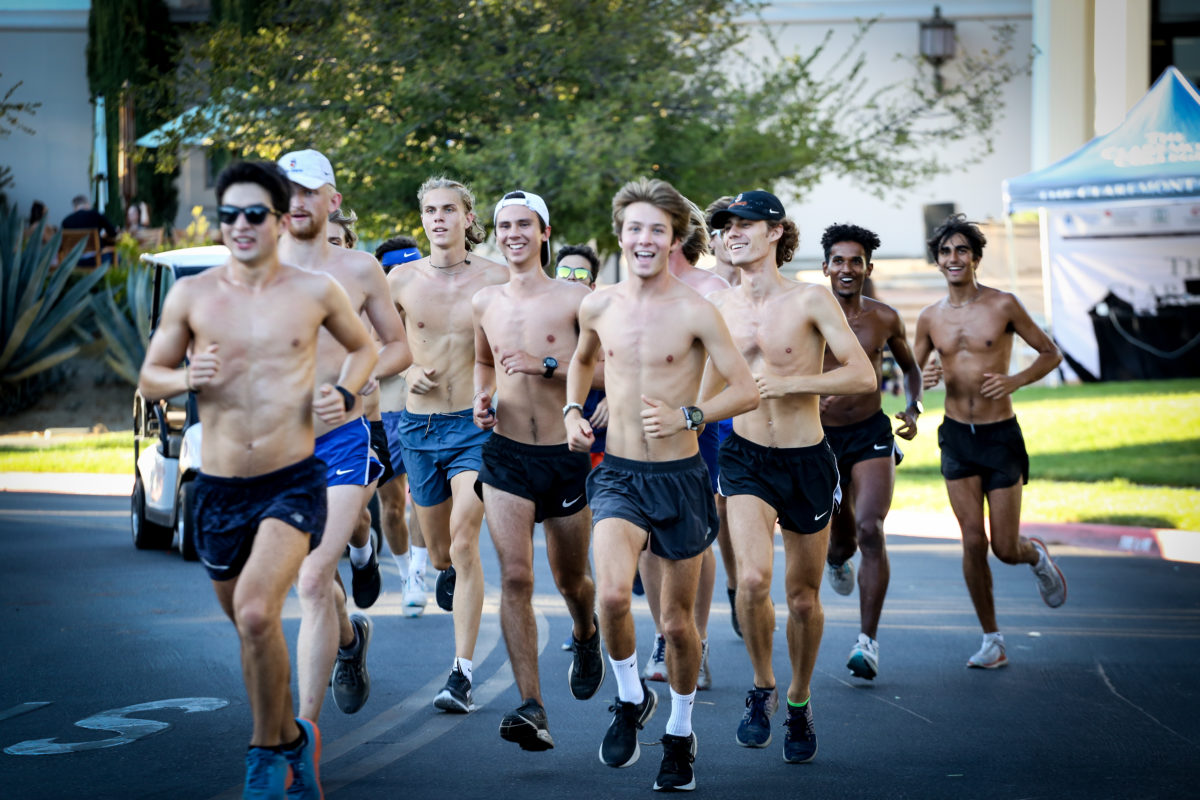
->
xmin=3 ymin=471 xmax=1197 ymax=565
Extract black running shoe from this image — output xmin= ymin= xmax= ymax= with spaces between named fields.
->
xmin=499 ymin=698 xmax=555 ymax=751
xmin=433 ymin=665 xmax=473 ymax=713
xmin=782 ymin=700 xmax=817 ymax=764
xmin=435 ymin=565 xmax=455 ymax=612
xmin=727 ymin=586 xmax=742 ymax=639
xmin=350 ymin=550 xmax=382 ymax=609
xmin=599 ymin=679 xmax=657 ymax=768
xmin=653 ymin=732 xmax=697 ymax=792
xmin=331 ymin=613 xmax=372 ymax=714
xmin=568 ymin=614 xmax=606 ymax=700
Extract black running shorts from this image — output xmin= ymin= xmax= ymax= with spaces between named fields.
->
xmin=475 ymin=433 xmax=590 ymax=522
xmin=938 ymin=416 xmax=1028 ymax=492
xmin=718 ymin=433 xmax=840 ymax=535
xmin=824 ymin=409 xmax=903 ymax=490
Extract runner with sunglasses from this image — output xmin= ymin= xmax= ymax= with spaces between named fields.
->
xmin=139 ymin=160 xmax=377 ymax=798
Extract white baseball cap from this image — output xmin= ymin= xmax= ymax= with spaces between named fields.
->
xmin=493 ymin=190 xmax=551 ymax=266
xmin=493 ymin=190 xmax=549 ymax=227
xmin=277 ymin=149 xmax=336 ymax=190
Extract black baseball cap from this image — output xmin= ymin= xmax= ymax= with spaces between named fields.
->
xmin=710 ymin=190 xmax=786 ymax=229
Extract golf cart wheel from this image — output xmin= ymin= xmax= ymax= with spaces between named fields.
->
xmin=132 ymin=473 xmax=171 ymax=550
xmin=176 ymin=481 xmax=198 ymax=561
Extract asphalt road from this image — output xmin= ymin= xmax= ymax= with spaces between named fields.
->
xmin=1 ymin=491 xmax=1198 ymax=799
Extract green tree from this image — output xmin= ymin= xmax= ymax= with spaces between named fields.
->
xmin=0 ymin=77 xmax=42 ymax=203
xmin=161 ymin=0 xmax=1029 ymax=252
xmin=87 ymin=0 xmax=180 ymax=228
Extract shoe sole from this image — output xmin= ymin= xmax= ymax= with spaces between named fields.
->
xmin=599 ymin=688 xmax=658 ymax=768
xmin=783 ymin=745 xmax=817 ymax=764
xmin=332 ymin=616 xmax=372 ymax=714
xmin=1029 ymin=537 xmax=1068 ymax=608
xmin=967 ymin=655 xmax=1009 ymax=669
xmin=847 ymin=653 xmax=877 ymax=680
xmin=643 ymin=666 xmax=668 ymax=682
xmin=499 ymin=715 xmax=555 ymax=751
xmin=653 ymin=733 xmax=698 ymax=791
xmin=568 ymin=644 xmax=607 ymax=701
xmin=433 ymin=692 xmax=474 ymax=713
xmin=735 ymin=729 xmax=771 ymax=748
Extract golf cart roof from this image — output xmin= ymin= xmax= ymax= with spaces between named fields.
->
xmin=140 ymin=245 xmax=230 ymax=278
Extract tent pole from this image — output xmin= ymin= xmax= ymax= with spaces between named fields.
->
xmin=1037 ymin=206 xmax=1060 ymax=386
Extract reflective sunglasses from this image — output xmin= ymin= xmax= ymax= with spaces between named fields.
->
xmin=556 ymin=265 xmax=593 ymax=281
xmin=217 ymin=204 xmax=278 ymax=225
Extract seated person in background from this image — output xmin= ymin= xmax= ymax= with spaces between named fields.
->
xmin=26 ymin=200 xmax=57 ymax=245
xmin=61 ymin=194 xmax=117 ymax=266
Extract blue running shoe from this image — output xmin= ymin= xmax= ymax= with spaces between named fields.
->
xmin=283 ymin=718 xmax=322 ymax=799
xmin=244 ymin=745 xmax=287 ymax=799
xmin=782 ymin=700 xmax=817 ymax=764
xmin=735 ymin=686 xmax=778 ymax=748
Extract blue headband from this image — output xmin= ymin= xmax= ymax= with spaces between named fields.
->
xmin=381 ymin=247 xmax=422 ymax=267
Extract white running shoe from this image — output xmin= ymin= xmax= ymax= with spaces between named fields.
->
xmin=847 ymin=633 xmax=879 ymax=680
xmin=967 ymin=634 xmax=1008 ymax=669
xmin=1029 ymin=538 xmax=1067 ymax=608
xmin=403 ymin=570 xmax=427 ymax=618
xmin=825 ymin=559 xmax=855 ymax=596
xmin=643 ymin=634 xmax=668 ymax=682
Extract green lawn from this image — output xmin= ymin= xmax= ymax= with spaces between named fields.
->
xmin=881 ymin=379 xmax=1200 ymax=530
xmin=2 ymin=380 xmax=1199 ymax=529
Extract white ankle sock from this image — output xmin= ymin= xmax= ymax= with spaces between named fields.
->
xmin=393 ymin=550 xmax=410 ymax=581
xmin=610 ymin=652 xmax=643 ymax=704
xmin=455 ymin=657 xmax=473 ymax=684
xmin=665 ymin=688 xmax=695 ymax=737
xmin=411 ymin=546 xmax=429 ymax=575
xmin=348 ymin=540 xmax=373 ymax=568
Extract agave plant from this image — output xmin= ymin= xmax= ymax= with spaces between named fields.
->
xmin=91 ymin=259 xmax=164 ymax=386
xmin=0 ymin=201 xmax=108 ymax=402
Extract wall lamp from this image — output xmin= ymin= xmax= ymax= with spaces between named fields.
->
xmin=920 ymin=5 xmax=957 ymax=93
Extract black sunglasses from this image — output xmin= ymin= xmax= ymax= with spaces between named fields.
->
xmin=217 ymin=204 xmax=278 ymax=225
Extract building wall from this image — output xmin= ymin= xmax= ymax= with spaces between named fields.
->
xmin=0 ymin=25 xmax=93 ymax=226
xmin=741 ymin=2 xmax=1035 ymax=261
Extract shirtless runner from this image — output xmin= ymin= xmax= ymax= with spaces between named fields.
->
xmin=817 ymin=223 xmax=923 ymax=682
xmin=387 ymin=176 xmax=508 ymax=712
xmin=138 ymin=160 xmax=377 ymax=798
xmin=276 ymin=150 xmax=411 ymax=723
xmin=706 ymin=190 xmax=875 ymax=764
xmin=565 ymin=177 xmax=758 ymax=792
xmin=471 ymin=190 xmax=603 ymax=751
xmin=913 ymin=214 xmax=1067 ymax=669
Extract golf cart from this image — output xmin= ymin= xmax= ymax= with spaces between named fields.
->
xmin=131 ymin=245 xmax=228 ymax=559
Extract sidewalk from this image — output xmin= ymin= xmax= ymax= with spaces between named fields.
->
xmin=3 ymin=471 xmax=1198 ymax=565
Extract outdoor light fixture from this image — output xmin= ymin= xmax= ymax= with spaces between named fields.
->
xmin=920 ymin=5 xmax=956 ymax=93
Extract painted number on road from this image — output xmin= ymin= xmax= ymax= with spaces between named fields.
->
xmin=4 ymin=697 xmax=228 ymax=756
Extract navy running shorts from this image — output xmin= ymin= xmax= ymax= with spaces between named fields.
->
xmin=193 ymin=455 xmax=327 ymax=581
xmin=475 ymin=433 xmax=590 ymax=522
xmin=587 ymin=453 xmax=718 ymax=561
xmin=718 ymin=433 xmax=840 ymax=535
xmin=380 ymin=410 xmax=406 ymax=478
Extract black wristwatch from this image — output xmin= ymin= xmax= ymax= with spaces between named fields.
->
xmin=542 ymin=356 xmax=558 ymax=379
xmin=682 ymin=405 xmax=704 ymax=431
xmin=907 ymin=400 xmax=924 ymax=415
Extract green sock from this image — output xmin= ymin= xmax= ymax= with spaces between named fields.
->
xmin=787 ymin=697 xmax=810 ymax=709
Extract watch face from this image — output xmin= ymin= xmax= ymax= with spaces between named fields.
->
xmin=688 ymin=407 xmax=704 ymax=425
xmin=544 ymin=357 xmax=558 ymax=369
